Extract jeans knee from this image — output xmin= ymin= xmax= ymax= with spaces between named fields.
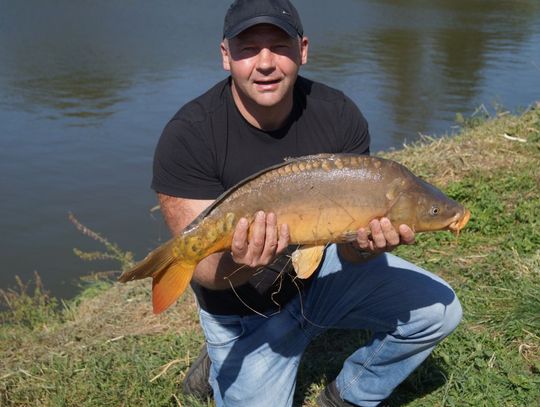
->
xmin=426 ymin=293 xmax=462 ymax=340
xmin=403 ymin=293 xmax=462 ymax=341
xmin=440 ymin=293 xmax=462 ymax=338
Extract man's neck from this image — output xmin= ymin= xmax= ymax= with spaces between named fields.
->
xmin=230 ymin=84 xmax=293 ymax=131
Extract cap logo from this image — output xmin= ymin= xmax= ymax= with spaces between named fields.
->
xmin=281 ymin=10 xmax=290 ymax=15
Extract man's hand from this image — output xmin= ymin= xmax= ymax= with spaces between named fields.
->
xmin=355 ymin=217 xmax=415 ymax=254
xmin=230 ymin=211 xmax=290 ymax=268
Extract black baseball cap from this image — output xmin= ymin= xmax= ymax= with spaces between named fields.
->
xmin=223 ymin=0 xmax=304 ymax=39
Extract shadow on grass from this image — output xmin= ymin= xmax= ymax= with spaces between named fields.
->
xmin=295 ymin=329 xmax=449 ymax=406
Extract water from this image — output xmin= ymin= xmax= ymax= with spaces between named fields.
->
xmin=1 ymin=0 xmax=539 ymax=298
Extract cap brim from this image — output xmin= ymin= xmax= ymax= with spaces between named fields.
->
xmin=224 ymin=16 xmax=298 ymax=39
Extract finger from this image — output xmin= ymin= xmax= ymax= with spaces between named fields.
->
xmin=380 ymin=217 xmax=400 ymax=247
xmin=231 ymin=217 xmax=249 ymax=259
xmin=356 ymin=227 xmax=371 ymax=250
xmin=246 ymin=211 xmax=266 ymax=260
xmin=276 ymin=223 xmax=290 ymax=254
xmin=369 ymin=219 xmax=387 ymax=249
xmin=399 ymin=224 xmax=415 ymax=245
xmin=259 ymin=212 xmax=278 ymax=263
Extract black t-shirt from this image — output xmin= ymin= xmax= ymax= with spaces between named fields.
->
xmin=152 ymin=75 xmax=370 ymax=315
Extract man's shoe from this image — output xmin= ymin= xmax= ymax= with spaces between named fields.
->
xmin=182 ymin=345 xmax=213 ymax=399
xmin=316 ymin=381 xmax=357 ymax=406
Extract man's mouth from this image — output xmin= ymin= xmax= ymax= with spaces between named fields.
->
xmin=254 ymin=78 xmax=282 ymax=90
xmin=254 ymin=78 xmax=281 ymax=85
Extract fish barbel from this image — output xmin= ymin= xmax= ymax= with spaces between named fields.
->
xmin=119 ymin=154 xmax=470 ymax=314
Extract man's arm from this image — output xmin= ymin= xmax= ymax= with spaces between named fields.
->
xmin=158 ymin=193 xmax=290 ymax=290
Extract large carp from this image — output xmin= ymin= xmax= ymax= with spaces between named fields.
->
xmin=119 ymin=154 xmax=470 ymax=314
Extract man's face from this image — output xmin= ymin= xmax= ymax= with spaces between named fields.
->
xmin=221 ymin=24 xmax=308 ymax=109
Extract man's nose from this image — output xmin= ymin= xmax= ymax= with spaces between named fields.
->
xmin=256 ymin=48 xmax=276 ymax=72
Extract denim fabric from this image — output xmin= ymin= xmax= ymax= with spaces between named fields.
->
xmin=198 ymin=245 xmax=462 ymax=407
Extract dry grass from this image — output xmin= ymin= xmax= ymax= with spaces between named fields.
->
xmin=65 ymin=280 xmax=199 ymax=340
xmin=380 ymin=104 xmax=540 ymax=186
xmin=1 ymin=280 xmax=200 ymax=376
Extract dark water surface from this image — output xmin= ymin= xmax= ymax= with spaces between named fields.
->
xmin=1 ymin=0 xmax=539 ymax=298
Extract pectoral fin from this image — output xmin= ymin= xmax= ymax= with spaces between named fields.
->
xmin=291 ymin=245 xmax=325 ymax=279
xmin=385 ymin=177 xmax=405 ymax=202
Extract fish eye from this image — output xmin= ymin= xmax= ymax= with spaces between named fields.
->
xmin=430 ymin=206 xmax=440 ymax=216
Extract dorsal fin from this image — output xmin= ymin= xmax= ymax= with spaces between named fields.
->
xmin=283 ymin=153 xmax=335 ymax=162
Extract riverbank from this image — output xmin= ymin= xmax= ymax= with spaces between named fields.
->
xmin=2 ymin=106 xmax=539 ymax=406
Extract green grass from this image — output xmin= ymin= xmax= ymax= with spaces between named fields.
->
xmin=1 ymin=105 xmax=539 ymax=406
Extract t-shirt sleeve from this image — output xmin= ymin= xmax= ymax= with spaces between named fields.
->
xmin=151 ymin=118 xmax=224 ymax=199
xmin=339 ymin=95 xmax=371 ymax=155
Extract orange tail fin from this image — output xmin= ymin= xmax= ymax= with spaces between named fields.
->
xmin=118 ymin=239 xmax=195 ymax=314
xmin=151 ymin=262 xmax=194 ymax=314
xmin=118 ymin=239 xmax=176 ymax=282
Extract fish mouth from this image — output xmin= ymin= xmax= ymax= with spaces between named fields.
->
xmin=447 ymin=208 xmax=471 ymax=236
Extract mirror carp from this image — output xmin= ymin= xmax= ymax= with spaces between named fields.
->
xmin=119 ymin=154 xmax=470 ymax=314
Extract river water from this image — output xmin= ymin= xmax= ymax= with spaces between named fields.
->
xmin=1 ymin=0 xmax=539 ymax=298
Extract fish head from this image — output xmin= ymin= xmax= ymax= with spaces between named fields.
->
xmin=387 ymin=178 xmax=470 ymax=235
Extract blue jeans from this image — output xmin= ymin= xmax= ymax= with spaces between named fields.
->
xmin=198 ymin=245 xmax=462 ymax=407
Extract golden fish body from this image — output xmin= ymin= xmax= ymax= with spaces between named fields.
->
xmin=119 ymin=154 xmax=470 ymax=313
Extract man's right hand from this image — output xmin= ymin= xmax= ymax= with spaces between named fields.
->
xmin=230 ymin=211 xmax=290 ymax=268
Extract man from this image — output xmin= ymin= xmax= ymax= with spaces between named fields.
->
xmin=152 ymin=0 xmax=462 ymax=406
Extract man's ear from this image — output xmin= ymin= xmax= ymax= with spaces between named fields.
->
xmin=300 ymin=36 xmax=309 ymax=65
xmin=221 ymin=41 xmax=231 ymax=71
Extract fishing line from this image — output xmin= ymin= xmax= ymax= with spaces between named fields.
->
xmin=291 ymin=277 xmax=333 ymax=330
xmin=223 ymin=263 xmax=271 ymax=317
xmin=290 ymin=242 xmax=335 ymax=330
xmin=225 ymin=278 xmax=269 ymax=319
xmin=223 ymin=262 xmax=248 ymax=279
xmin=268 ymin=251 xmax=296 ymax=310
xmin=270 ymin=250 xmax=296 ymax=286
xmin=269 ymin=272 xmax=284 ymax=313
xmin=224 ymin=257 xmax=285 ymax=318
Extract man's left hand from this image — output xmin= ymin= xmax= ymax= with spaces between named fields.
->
xmin=355 ymin=217 xmax=415 ymax=254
